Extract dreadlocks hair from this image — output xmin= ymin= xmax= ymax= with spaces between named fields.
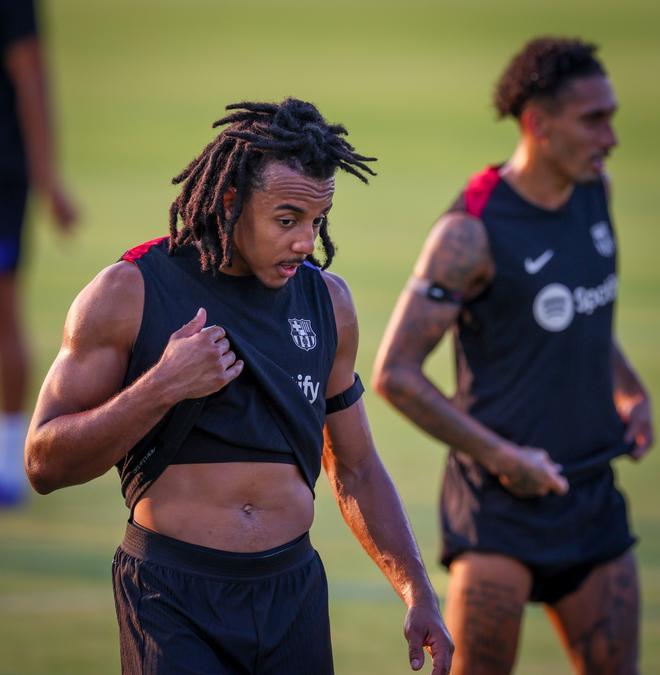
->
xmin=494 ymin=37 xmax=606 ymax=119
xmin=168 ymin=98 xmax=377 ymax=273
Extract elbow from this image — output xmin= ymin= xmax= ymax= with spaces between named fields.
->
xmin=25 ymin=458 xmax=55 ymax=495
xmin=372 ymin=362 xmax=406 ymax=404
xmin=24 ymin=440 xmax=59 ymax=495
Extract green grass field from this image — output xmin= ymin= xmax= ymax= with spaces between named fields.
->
xmin=2 ymin=1 xmax=659 ymax=673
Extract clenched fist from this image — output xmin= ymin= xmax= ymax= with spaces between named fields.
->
xmin=496 ymin=443 xmax=569 ymax=498
xmin=154 ymin=308 xmax=244 ymax=404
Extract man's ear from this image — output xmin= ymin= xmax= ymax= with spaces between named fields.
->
xmin=222 ymin=187 xmax=237 ymax=220
xmin=520 ymin=104 xmax=548 ymax=140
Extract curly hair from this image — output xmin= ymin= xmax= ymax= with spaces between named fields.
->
xmin=494 ymin=37 xmax=606 ymax=119
xmin=168 ymin=98 xmax=376 ymax=272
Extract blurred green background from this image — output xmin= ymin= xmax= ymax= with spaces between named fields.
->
xmin=1 ymin=0 xmax=659 ymax=673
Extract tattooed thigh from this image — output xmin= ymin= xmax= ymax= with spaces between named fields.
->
xmin=466 ymin=581 xmax=525 ymax=670
xmin=550 ymin=552 xmax=639 ymax=675
xmin=447 ymin=556 xmax=530 ymax=675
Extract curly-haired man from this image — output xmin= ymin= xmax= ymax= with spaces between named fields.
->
xmin=374 ymin=37 xmax=652 ymax=675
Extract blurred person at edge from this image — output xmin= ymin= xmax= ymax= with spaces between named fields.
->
xmin=0 ymin=0 xmax=77 ymax=506
xmin=374 ymin=37 xmax=653 ymax=675
xmin=25 ymin=98 xmax=453 ymax=674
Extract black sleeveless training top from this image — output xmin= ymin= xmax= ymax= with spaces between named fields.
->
xmin=115 ymin=237 xmax=337 ymax=506
xmin=450 ymin=165 xmax=625 ymax=469
xmin=439 ymin=166 xmax=634 ymax=568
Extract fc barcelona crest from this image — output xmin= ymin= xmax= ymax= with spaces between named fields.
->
xmin=590 ymin=222 xmax=615 ymax=257
xmin=288 ymin=318 xmax=317 ymax=351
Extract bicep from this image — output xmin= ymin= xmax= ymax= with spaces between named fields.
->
xmin=378 ymin=289 xmax=460 ymax=371
xmin=413 ymin=213 xmax=494 ymax=300
xmin=33 ymin=343 xmax=129 ymax=428
xmin=323 ymin=272 xmax=360 ymax=398
xmin=31 ymin=263 xmax=143 ymax=427
xmin=378 ymin=212 xmax=492 ymax=370
xmin=321 ymin=271 xmax=379 ymax=472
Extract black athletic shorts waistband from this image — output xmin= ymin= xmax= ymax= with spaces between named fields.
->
xmin=121 ymin=521 xmax=315 ymax=580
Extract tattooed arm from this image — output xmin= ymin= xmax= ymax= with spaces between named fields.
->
xmin=612 ymin=339 xmax=653 ymax=460
xmin=373 ymin=212 xmax=568 ymax=497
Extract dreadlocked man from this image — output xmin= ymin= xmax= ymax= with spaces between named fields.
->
xmin=25 ymin=98 xmax=453 ymax=675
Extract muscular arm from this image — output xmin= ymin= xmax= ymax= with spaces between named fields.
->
xmin=373 ymin=213 xmax=568 ymax=497
xmin=612 ymin=339 xmax=653 ymax=459
xmin=5 ymin=35 xmax=77 ymax=228
xmin=25 ymin=262 xmax=243 ymax=494
xmin=374 ymin=214 xmax=505 ymax=469
xmin=321 ymin=272 xmax=453 ymax=675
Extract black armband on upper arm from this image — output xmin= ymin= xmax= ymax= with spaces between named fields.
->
xmin=325 ymin=373 xmax=364 ymax=415
xmin=407 ymin=276 xmax=463 ymax=305
xmin=426 ymin=282 xmax=463 ymax=304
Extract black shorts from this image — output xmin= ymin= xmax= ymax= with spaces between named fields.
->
xmin=112 ymin=522 xmax=333 ymax=675
xmin=440 ymin=454 xmax=636 ymax=604
xmin=0 ymin=177 xmax=29 ymax=272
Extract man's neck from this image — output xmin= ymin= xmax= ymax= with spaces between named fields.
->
xmin=500 ymin=143 xmax=574 ymax=211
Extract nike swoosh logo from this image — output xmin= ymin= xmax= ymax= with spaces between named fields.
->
xmin=524 ymin=249 xmax=554 ymax=274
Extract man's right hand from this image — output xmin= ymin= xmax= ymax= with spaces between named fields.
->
xmin=496 ymin=443 xmax=569 ymax=498
xmin=155 ymin=308 xmax=244 ymax=403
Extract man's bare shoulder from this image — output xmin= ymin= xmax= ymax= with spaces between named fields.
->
xmin=320 ymin=270 xmax=359 ymax=368
xmin=415 ymin=211 xmax=494 ymax=295
xmin=63 ymin=261 xmax=144 ymax=352
xmin=427 ymin=211 xmax=490 ymax=251
xmin=321 ymin=270 xmax=356 ymax=324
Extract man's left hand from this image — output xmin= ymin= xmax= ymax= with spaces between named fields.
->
xmin=404 ymin=604 xmax=454 ymax=675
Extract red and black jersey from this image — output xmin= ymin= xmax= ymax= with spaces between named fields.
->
xmin=449 ymin=165 xmax=624 ymax=470
xmin=439 ymin=166 xmax=634 ymax=572
xmin=116 ymin=238 xmax=337 ymax=507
